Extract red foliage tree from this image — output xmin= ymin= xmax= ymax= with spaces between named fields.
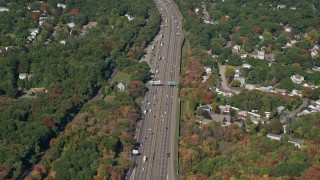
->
xmin=301 ymin=49 xmax=309 ymax=55
xmin=252 ymin=26 xmax=261 ymax=34
xmin=40 ymin=3 xmax=47 ymax=11
xmin=43 ymin=117 xmax=55 ymax=128
xmin=32 ymin=12 xmax=40 ymax=20
xmin=71 ymin=8 xmax=79 ymax=15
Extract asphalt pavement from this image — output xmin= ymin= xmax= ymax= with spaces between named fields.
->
xmin=128 ymin=0 xmax=183 ymax=179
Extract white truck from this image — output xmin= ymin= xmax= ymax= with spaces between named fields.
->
xmin=149 ymin=80 xmax=162 ymax=86
xmin=143 ymin=156 xmax=147 ymax=162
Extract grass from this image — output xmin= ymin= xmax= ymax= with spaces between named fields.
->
xmin=110 ymin=71 xmax=131 ymax=85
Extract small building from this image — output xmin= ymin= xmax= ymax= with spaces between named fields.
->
xmin=30 ymin=87 xmax=46 ymax=93
xmin=232 ymin=45 xmax=241 ymax=54
xmin=219 ymin=105 xmax=231 ymax=114
xmin=277 ymin=5 xmax=286 ymax=9
xmin=197 ymin=104 xmax=212 ymax=112
xmin=245 ymin=84 xmax=256 ymax=90
xmin=242 ymin=63 xmax=252 ymax=69
xmin=288 ymin=138 xmax=303 ymax=148
xmin=238 ymin=111 xmax=248 ymax=120
xmin=205 ymin=67 xmax=212 ymax=75
xmin=291 ymin=74 xmax=304 ymax=84
xmin=19 ymin=73 xmax=28 ymax=80
xmin=274 ymin=88 xmax=287 ymax=95
xmin=0 ymin=7 xmax=9 ymax=12
xmin=83 ymin=22 xmax=98 ymax=30
xmin=277 ymin=106 xmax=285 ymax=114
xmin=125 ymin=13 xmax=135 ymax=21
xmin=267 ymin=133 xmax=282 ymax=141
xmin=290 ymin=89 xmax=302 ymax=97
xmin=57 ymin=3 xmax=66 ymax=9
xmin=117 ymin=82 xmax=126 ymax=91
xmin=257 ymin=50 xmax=265 ymax=60
xmin=67 ymin=22 xmax=76 ymax=29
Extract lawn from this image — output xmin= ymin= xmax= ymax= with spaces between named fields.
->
xmin=110 ymin=71 xmax=131 ymax=85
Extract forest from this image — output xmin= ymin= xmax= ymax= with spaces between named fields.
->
xmin=0 ymin=0 xmax=159 ymax=179
xmin=176 ymin=0 xmax=320 ymax=178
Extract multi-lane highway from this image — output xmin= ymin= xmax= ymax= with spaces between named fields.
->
xmin=129 ymin=0 xmax=183 ymax=179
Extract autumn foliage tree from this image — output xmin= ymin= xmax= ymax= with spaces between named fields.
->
xmin=40 ymin=3 xmax=47 ymax=11
xmin=128 ymin=80 xmax=145 ymax=99
xmin=71 ymin=8 xmax=79 ymax=15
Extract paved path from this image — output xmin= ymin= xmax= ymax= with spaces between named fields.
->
xmin=218 ymin=64 xmax=240 ymax=94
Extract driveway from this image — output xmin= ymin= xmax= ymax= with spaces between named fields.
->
xmin=281 ymin=98 xmax=309 ymax=123
xmin=218 ymin=64 xmax=240 ymax=94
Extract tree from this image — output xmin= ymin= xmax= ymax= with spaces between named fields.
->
xmin=228 ymin=55 xmax=242 ymax=66
xmin=230 ymin=79 xmax=241 ymax=87
xmin=269 ymin=120 xmax=283 ymax=134
xmin=225 ymin=66 xmax=235 ymax=80
xmin=128 ymin=80 xmax=145 ymax=99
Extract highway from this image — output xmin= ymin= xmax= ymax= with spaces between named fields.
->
xmin=129 ymin=0 xmax=183 ymax=179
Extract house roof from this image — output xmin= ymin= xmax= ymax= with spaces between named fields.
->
xmin=267 ymin=133 xmax=282 ymax=138
xmin=292 ymin=74 xmax=303 ymax=79
xmin=288 ymin=138 xmax=303 ymax=145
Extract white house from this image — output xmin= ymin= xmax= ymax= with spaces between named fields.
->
xmin=117 ymin=82 xmax=126 ymax=91
xmin=242 ymin=63 xmax=252 ymax=69
xmin=232 ymin=45 xmax=241 ymax=54
xmin=125 ymin=14 xmax=135 ymax=21
xmin=19 ymin=73 xmax=27 ymax=80
xmin=267 ymin=133 xmax=282 ymax=140
xmin=257 ymin=50 xmax=265 ymax=60
xmin=205 ymin=67 xmax=212 ymax=75
xmin=0 ymin=7 xmax=9 ymax=12
xmin=290 ymin=89 xmax=302 ymax=97
xmin=67 ymin=22 xmax=76 ymax=29
xmin=57 ymin=3 xmax=66 ymax=9
xmin=245 ymin=84 xmax=256 ymax=90
xmin=277 ymin=4 xmax=286 ymax=9
xmin=291 ymin=74 xmax=304 ymax=84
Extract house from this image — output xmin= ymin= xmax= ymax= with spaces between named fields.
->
xmin=117 ymin=82 xmax=126 ymax=91
xmin=194 ymin=7 xmax=200 ymax=13
xmin=277 ymin=106 xmax=285 ymax=114
xmin=60 ymin=40 xmax=66 ymax=44
xmin=83 ymin=22 xmax=98 ymax=30
xmin=125 ymin=14 xmax=135 ymax=21
xmin=197 ymin=104 xmax=212 ymax=112
xmin=19 ymin=73 xmax=28 ymax=80
xmin=291 ymin=74 xmax=304 ymax=84
xmin=67 ymin=22 xmax=76 ymax=29
xmin=265 ymin=112 xmax=271 ymax=119
xmin=257 ymin=86 xmax=273 ymax=92
xmin=57 ymin=3 xmax=66 ymax=9
xmin=285 ymin=27 xmax=292 ymax=32
xmin=277 ymin=4 xmax=286 ymax=9
xmin=303 ymin=83 xmax=314 ymax=89
xmin=245 ymin=84 xmax=256 ymax=90
xmin=257 ymin=50 xmax=265 ymax=60
xmin=219 ymin=105 xmax=231 ymax=114
xmin=290 ymin=89 xmax=302 ymax=97
xmin=267 ymin=133 xmax=282 ymax=140
xmin=30 ymin=87 xmax=46 ymax=93
xmin=274 ymin=88 xmax=286 ymax=95
xmin=242 ymin=63 xmax=252 ymax=69
xmin=205 ymin=67 xmax=212 ymax=75
xmin=238 ymin=111 xmax=248 ymax=120
xmin=240 ymin=53 xmax=248 ymax=59
xmin=232 ymin=45 xmax=241 ymax=54
xmin=0 ymin=7 xmax=9 ymax=12
xmin=290 ymin=7 xmax=296 ymax=10
xmin=288 ymin=138 xmax=303 ymax=148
